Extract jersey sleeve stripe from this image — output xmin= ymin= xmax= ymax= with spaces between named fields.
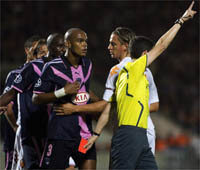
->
xmin=33 ymin=91 xmax=44 ymax=94
xmin=11 ymin=85 xmax=23 ymax=93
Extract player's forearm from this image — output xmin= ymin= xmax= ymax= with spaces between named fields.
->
xmin=0 ymin=89 xmax=16 ymax=107
xmin=149 ymin=102 xmax=159 ymax=113
xmin=147 ymin=24 xmax=181 ymax=66
xmin=32 ymin=93 xmax=57 ymax=104
xmin=4 ymin=103 xmax=18 ymax=131
xmin=75 ymin=100 xmax=107 ymax=113
xmin=89 ymin=90 xmax=100 ymax=102
xmin=94 ymin=103 xmax=111 ymax=134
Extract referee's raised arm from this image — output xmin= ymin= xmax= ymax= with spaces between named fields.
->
xmin=147 ymin=1 xmax=197 ymax=66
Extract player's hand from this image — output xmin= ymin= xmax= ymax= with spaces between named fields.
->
xmin=27 ymin=40 xmax=40 ymax=59
xmin=84 ymin=135 xmax=98 ymax=151
xmin=54 ymin=103 xmax=75 ymax=115
xmin=0 ymin=106 xmax=7 ymax=115
xmin=64 ymin=81 xmax=80 ymax=95
xmin=181 ymin=1 xmax=197 ymax=23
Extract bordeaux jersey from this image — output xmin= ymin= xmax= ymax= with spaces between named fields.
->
xmin=12 ymin=59 xmax=44 ymax=93
xmin=12 ymin=59 xmax=48 ymax=143
xmin=33 ymin=56 xmax=93 ymax=141
xmin=4 ymin=66 xmax=24 ymax=117
xmin=3 ymin=67 xmax=23 ymax=151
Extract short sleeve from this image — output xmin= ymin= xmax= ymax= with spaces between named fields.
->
xmin=33 ymin=65 xmax=55 ymax=94
xmin=12 ymin=63 xmax=35 ymax=93
xmin=103 ymin=65 xmax=120 ymax=102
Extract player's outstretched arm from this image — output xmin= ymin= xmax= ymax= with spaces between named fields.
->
xmin=55 ymin=100 xmax=107 ymax=115
xmin=84 ymin=103 xmax=111 ymax=151
xmin=89 ymin=90 xmax=101 ymax=102
xmin=147 ymin=1 xmax=197 ymax=66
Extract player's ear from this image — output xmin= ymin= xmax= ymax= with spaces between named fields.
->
xmin=122 ymin=42 xmax=129 ymax=51
xmin=65 ymin=40 xmax=71 ymax=48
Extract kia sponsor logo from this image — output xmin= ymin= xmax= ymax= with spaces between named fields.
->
xmin=72 ymin=92 xmax=90 ymax=104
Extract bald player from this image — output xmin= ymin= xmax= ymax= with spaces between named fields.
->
xmin=33 ymin=28 xmax=97 ymax=169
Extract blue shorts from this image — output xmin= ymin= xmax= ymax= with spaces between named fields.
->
xmin=40 ymin=139 xmax=96 ymax=169
xmin=22 ymin=136 xmax=45 ymax=169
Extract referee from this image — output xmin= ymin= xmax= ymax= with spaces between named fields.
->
xmin=85 ymin=1 xmax=196 ymax=169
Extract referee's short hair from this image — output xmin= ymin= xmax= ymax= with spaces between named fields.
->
xmin=112 ymin=27 xmax=135 ymax=45
xmin=129 ymin=36 xmax=155 ymax=59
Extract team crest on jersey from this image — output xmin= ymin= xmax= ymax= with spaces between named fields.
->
xmin=35 ymin=78 xmax=42 ymax=87
xmin=72 ymin=92 xmax=90 ymax=104
xmin=14 ymin=75 xmax=22 ymax=83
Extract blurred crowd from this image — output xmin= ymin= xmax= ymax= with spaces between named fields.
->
xmin=1 ymin=1 xmax=199 ymax=136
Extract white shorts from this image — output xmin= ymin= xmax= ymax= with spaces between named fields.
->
xmin=11 ymin=126 xmax=24 ymax=170
xmin=147 ymin=129 xmax=156 ymax=155
xmin=69 ymin=156 xmax=75 ymax=166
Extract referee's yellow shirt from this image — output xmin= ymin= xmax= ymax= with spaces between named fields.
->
xmin=115 ymin=55 xmax=149 ymax=129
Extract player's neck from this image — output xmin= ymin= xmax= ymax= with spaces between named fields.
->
xmin=119 ymin=52 xmax=131 ymax=62
xmin=67 ymin=53 xmax=80 ymax=67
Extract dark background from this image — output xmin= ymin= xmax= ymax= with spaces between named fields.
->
xmin=0 ymin=1 xmax=199 ymax=169
xmin=1 ymin=0 xmax=199 ymax=134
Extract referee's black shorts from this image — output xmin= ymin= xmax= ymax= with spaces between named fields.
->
xmin=110 ymin=125 xmax=158 ymax=170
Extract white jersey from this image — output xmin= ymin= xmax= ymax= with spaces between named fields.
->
xmin=103 ymin=57 xmax=132 ymax=101
xmin=145 ymin=68 xmax=159 ymax=136
xmin=103 ymin=57 xmax=159 ymax=154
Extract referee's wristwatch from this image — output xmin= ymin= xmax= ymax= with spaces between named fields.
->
xmin=92 ymin=131 xmax=100 ymax=137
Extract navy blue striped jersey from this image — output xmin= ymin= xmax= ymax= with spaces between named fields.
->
xmin=12 ymin=59 xmax=44 ymax=93
xmin=33 ymin=56 xmax=93 ymax=141
xmin=4 ymin=66 xmax=24 ymax=117
xmin=11 ymin=59 xmax=48 ymax=144
xmin=3 ymin=66 xmax=23 ymax=151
